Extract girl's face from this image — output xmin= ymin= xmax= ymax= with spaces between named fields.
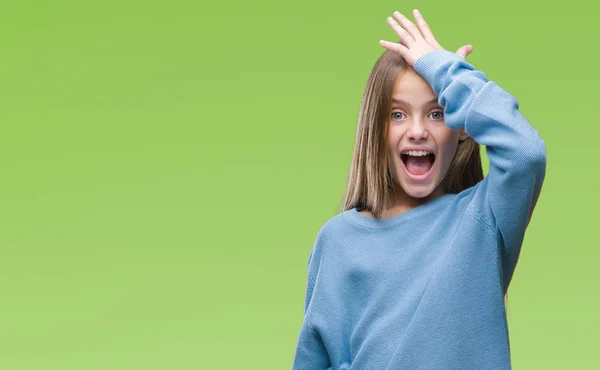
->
xmin=387 ymin=69 xmax=468 ymax=201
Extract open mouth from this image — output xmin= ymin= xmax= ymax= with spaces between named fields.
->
xmin=401 ymin=152 xmax=436 ymax=177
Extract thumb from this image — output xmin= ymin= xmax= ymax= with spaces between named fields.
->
xmin=456 ymin=44 xmax=474 ymax=59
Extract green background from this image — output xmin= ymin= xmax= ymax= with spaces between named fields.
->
xmin=0 ymin=0 xmax=596 ymax=369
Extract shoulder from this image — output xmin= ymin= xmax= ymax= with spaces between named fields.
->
xmin=313 ymin=211 xmax=351 ymax=245
xmin=318 ymin=207 xmax=361 ymax=231
xmin=307 ymin=210 xmax=358 ymax=258
xmin=457 ymin=176 xmax=498 ymax=232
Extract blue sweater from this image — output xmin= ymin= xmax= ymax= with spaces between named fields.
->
xmin=291 ymin=50 xmax=547 ymax=370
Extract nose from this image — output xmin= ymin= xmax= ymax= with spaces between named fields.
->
xmin=406 ymin=118 xmax=429 ymax=141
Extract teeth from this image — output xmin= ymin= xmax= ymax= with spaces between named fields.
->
xmin=403 ymin=150 xmax=432 ymax=156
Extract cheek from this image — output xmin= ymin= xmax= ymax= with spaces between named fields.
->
xmin=436 ymin=134 xmax=461 ymax=167
xmin=386 ymin=129 xmax=402 ymax=152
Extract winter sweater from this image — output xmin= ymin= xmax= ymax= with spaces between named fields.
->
xmin=291 ymin=49 xmax=547 ymax=370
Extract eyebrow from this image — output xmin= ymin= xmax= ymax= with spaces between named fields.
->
xmin=392 ymin=97 xmax=439 ymax=107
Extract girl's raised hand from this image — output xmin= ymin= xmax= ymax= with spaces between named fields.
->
xmin=379 ymin=9 xmax=473 ymax=66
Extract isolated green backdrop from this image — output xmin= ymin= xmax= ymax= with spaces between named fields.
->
xmin=0 ymin=0 xmax=597 ymax=369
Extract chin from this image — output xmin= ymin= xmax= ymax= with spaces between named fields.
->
xmin=402 ymin=186 xmax=435 ymax=199
xmin=396 ymin=173 xmax=443 ymax=199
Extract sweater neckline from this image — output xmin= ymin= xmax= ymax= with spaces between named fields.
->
xmin=344 ymin=193 xmax=454 ymax=229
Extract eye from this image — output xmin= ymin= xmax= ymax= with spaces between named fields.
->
xmin=391 ymin=111 xmax=443 ymax=121
xmin=428 ymin=110 xmax=444 ymax=120
xmin=391 ymin=112 xmax=406 ymax=121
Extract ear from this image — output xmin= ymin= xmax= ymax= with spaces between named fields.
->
xmin=458 ymin=128 xmax=469 ymax=142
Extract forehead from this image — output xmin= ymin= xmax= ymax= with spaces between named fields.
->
xmin=391 ymin=69 xmax=437 ymax=103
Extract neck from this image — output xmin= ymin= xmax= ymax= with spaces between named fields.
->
xmin=387 ymin=184 xmax=445 ymax=215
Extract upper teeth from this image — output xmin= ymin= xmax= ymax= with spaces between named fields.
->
xmin=404 ymin=150 xmax=431 ymax=156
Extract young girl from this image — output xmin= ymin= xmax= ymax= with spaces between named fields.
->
xmin=292 ymin=8 xmax=546 ymax=370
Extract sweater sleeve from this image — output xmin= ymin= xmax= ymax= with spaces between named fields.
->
xmin=413 ymin=50 xmax=547 ymax=292
xmin=291 ymin=247 xmax=331 ymax=369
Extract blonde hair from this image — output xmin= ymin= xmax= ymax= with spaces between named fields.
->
xmin=337 ymin=47 xmax=510 ymax=315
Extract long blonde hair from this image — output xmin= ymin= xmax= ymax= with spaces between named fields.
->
xmin=337 ymin=48 xmax=511 ymax=316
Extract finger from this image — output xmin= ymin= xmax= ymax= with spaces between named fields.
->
xmin=412 ymin=9 xmax=438 ymax=45
xmin=456 ymin=45 xmax=474 ymax=58
xmin=455 ymin=45 xmax=469 ymax=58
xmin=392 ymin=11 xmax=423 ymax=41
xmin=387 ymin=16 xmax=414 ymax=46
xmin=379 ymin=39 xmax=409 ymax=57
